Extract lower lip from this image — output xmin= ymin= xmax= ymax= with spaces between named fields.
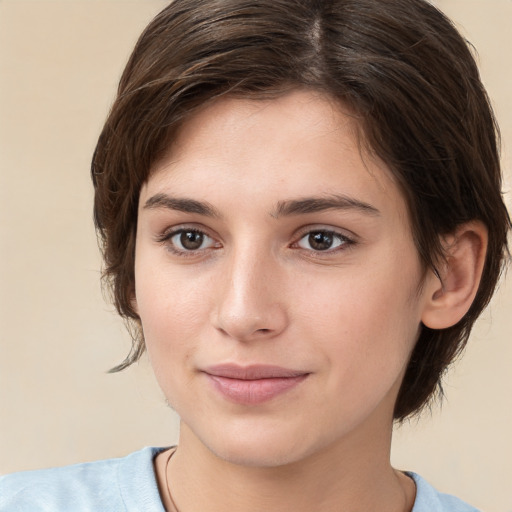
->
xmin=205 ymin=374 xmax=309 ymax=405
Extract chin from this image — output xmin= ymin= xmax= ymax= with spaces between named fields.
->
xmin=190 ymin=417 xmax=324 ymax=469
xmin=212 ymin=439 xmax=311 ymax=468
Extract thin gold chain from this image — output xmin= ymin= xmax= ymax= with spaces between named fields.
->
xmin=164 ymin=448 xmax=181 ymax=512
xmin=163 ymin=447 xmax=414 ymax=512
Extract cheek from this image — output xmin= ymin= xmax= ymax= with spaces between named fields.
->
xmin=134 ymin=262 xmax=212 ymax=378
xmin=293 ymin=257 xmax=422 ymax=376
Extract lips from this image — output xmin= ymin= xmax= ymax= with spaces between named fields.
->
xmin=203 ymin=364 xmax=309 ymax=405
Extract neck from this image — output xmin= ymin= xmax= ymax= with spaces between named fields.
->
xmin=161 ymin=420 xmax=414 ymax=512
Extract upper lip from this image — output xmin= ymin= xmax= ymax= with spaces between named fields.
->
xmin=203 ymin=364 xmax=308 ymax=380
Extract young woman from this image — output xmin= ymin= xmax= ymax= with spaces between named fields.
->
xmin=1 ymin=0 xmax=510 ymax=511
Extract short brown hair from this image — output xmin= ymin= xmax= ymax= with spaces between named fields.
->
xmin=92 ymin=0 xmax=511 ymax=420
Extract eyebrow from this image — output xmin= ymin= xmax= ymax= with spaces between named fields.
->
xmin=142 ymin=192 xmax=380 ymax=219
xmin=143 ymin=193 xmax=221 ymax=218
xmin=271 ymin=194 xmax=380 ymax=218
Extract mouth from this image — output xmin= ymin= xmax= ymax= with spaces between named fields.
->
xmin=202 ymin=364 xmax=310 ymax=405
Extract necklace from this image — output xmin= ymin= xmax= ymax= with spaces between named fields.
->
xmin=163 ymin=448 xmax=414 ymax=512
xmin=164 ymin=448 xmax=181 ymax=512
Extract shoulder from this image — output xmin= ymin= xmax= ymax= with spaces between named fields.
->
xmin=409 ymin=472 xmax=481 ymax=512
xmin=0 ymin=447 xmax=167 ymax=512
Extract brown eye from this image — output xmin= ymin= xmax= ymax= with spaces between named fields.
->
xmin=308 ymin=232 xmax=334 ymax=251
xmin=297 ymin=230 xmax=350 ymax=252
xmin=179 ymin=231 xmax=205 ymax=250
xmin=166 ymin=229 xmax=216 ymax=252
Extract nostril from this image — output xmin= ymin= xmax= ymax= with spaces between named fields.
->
xmin=212 ymin=299 xmax=289 ymax=341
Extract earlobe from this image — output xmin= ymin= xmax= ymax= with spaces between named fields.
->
xmin=421 ymin=221 xmax=488 ymax=330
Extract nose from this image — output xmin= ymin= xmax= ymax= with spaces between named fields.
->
xmin=211 ymin=245 xmax=289 ymax=342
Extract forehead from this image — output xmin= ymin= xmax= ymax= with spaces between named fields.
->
xmin=142 ymin=90 xmax=408 ymax=224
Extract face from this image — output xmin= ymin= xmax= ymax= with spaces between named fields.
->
xmin=134 ymin=90 xmax=430 ymax=468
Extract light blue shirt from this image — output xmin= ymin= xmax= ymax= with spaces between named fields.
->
xmin=0 ymin=447 xmax=480 ymax=511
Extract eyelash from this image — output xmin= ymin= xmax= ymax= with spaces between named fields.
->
xmin=293 ymin=229 xmax=355 ymax=254
xmin=156 ymin=226 xmax=355 ymax=257
xmin=156 ymin=227 xmax=219 ymax=257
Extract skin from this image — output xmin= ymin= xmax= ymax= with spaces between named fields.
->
xmin=133 ymin=90 xmax=485 ymax=511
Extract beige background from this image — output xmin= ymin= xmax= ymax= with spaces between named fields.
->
xmin=0 ymin=1 xmax=511 ymax=511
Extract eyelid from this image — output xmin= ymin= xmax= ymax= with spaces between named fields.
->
xmin=293 ymin=224 xmax=357 ymax=242
xmin=291 ymin=225 xmax=357 ymax=253
xmin=155 ymin=224 xmax=222 ymax=257
xmin=155 ymin=222 xmax=215 ymax=241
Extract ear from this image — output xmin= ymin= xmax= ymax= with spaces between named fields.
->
xmin=421 ymin=221 xmax=488 ymax=330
